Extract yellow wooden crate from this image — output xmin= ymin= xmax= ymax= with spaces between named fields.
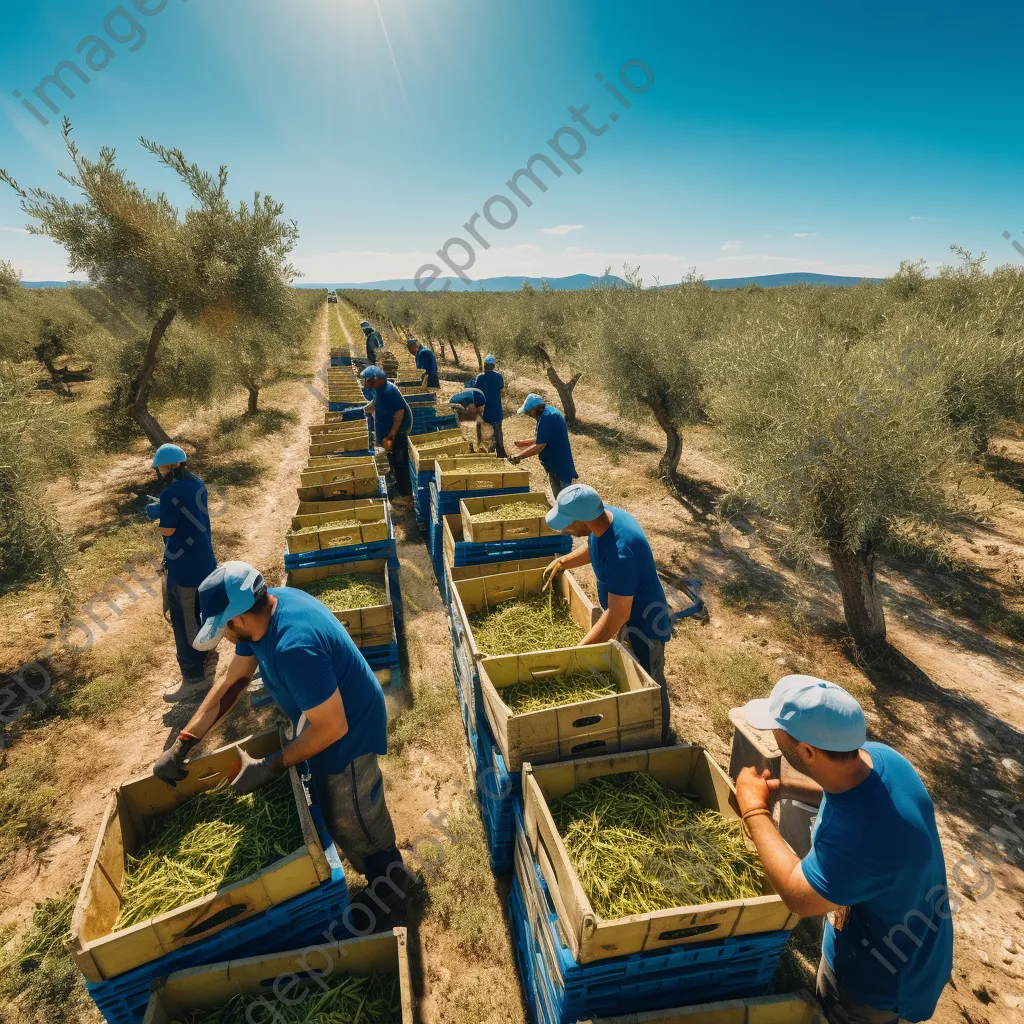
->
xmin=323 ymin=411 xmax=367 ymax=425
xmin=450 ymin=567 xmax=599 ymax=666
xmin=580 ymin=991 xmax=825 ymax=1024
xmin=286 ymin=502 xmax=391 ymax=555
xmin=141 ymin=929 xmax=414 ymax=1024
xmin=296 ymin=461 xmax=380 ymax=502
xmin=521 ymin=745 xmax=798 ymax=965
xmin=309 ymin=420 xmax=367 ymax=437
xmin=461 ymin=491 xmax=557 ymax=543
xmin=304 ymin=453 xmax=384 ymax=473
xmin=434 ymin=455 xmax=531 ymax=493
xmin=479 ymin=641 xmax=662 ymax=772
xmin=309 ymin=433 xmax=373 ymax=458
xmin=70 ymin=729 xmax=332 ymax=984
xmin=286 ymin=557 xmax=393 ymax=647
xmin=408 ymin=429 xmax=470 ymax=473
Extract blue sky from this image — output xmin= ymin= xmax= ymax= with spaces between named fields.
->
xmin=1 ymin=0 xmax=1022 ymax=284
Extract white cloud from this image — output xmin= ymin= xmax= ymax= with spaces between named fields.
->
xmin=509 ymin=243 xmax=540 ymax=252
xmin=792 ymin=232 xmax=818 ymax=238
xmin=541 ymin=224 xmax=584 ymax=235
xmin=720 ymin=241 xmax=741 ymax=251
xmin=908 ymin=216 xmax=924 ymax=221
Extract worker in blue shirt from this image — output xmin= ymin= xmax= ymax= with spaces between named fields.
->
xmin=361 ymin=365 xmax=413 ymax=504
xmin=152 ymin=562 xmax=409 ymax=919
xmin=511 ymin=393 xmax=578 ymax=497
xmin=738 ymin=677 xmax=953 ymax=1024
xmin=360 ymin=321 xmax=384 ymax=365
xmin=407 ymin=338 xmax=439 ymax=388
xmin=473 ymin=354 xmax=506 ymax=457
xmin=146 ymin=444 xmax=218 ymax=703
xmin=543 ymin=485 xmax=672 ymax=741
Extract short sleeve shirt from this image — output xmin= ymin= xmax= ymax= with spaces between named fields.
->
xmin=415 ymin=346 xmax=438 ymax=377
xmin=534 ymin=405 xmax=577 ymax=483
xmin=234 ymin=588 xmax=387 ymax=775
xmin=159 ymin=473 xmax=217 ymax=588
xmin=473 ymin=370 xmax=505 ymax=423
xmin=371 ymin=382 xmax=412 ymax=443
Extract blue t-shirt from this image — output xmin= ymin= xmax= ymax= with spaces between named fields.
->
xmin=158 ymin=473 xmax=217 ymax=588
xmin=534 ymin=405 xmax=577 ymax=483
xmin=801 ymin=743 xmax=953 ymax=1022
xmin=371 ymin=381 xmax=412 ymax=443
xmin=415 ymin=346 xmax=438 ymax=377
xmin=452 ymin=388 xmax=486 ymax=410
xmin=473 ymin=370 xmax=505 ymax=423
xmin=235 ymin=588 xmax=387 ymax=775
xmin=365 ymin=330 xmax=383 ymax=362
xmin=588 ymin=507 xmax=672 ymax=645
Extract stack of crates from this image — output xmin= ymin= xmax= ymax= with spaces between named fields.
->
xmin=509 ymin=747 xmax=798 ymax=1023
xmin=407 ymin=429 xmax=471 ymax=528
xmin=73 ymin=730 xmax=353 ymax=1024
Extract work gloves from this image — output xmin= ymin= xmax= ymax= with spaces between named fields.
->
xmin=542 ymin=557 xmax=565 ymax=592
xmin=153 ymin=730 xmax=200 ymax=786
xmin=231 ymin=749 xmax=285 ymax=796
xmin=146 ymin=501 xmax=161 ymax=522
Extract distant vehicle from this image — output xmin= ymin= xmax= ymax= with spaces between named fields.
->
xmin=327 ymin=290 xmax=338 ymax=304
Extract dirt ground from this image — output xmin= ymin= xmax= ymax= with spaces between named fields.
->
xmin=1 ymin=301 xmax=1022 ymax=1024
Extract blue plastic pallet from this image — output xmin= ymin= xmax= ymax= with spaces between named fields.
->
xmin=510 ymin=807 xmax=789 ymax=1024
xmin=475 ymin=713 xmax=519 ymax=873
xmin=330 ymin=354 xmax=354 ymax=366
xmin=404 ymin=392 xmax=437 ymax=406
xmin=410 ymin=415 xmax=459 ymax=435
xmin=327 ymin=403 xmax=369 ymax=418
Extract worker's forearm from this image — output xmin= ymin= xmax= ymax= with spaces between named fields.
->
xmin=388 ymin=409 xmax=403 ymax=438
xmin=581 ymin=608 xmax=626 ymax=646
xmin=745 ymin=813 xmax=803 ymax=906
xmin=518 ymin=443 xmax=544 ymax=460
xmin=280 ymin=719 xmax=347 ymax=768
xmin=183 ymin=668 xmax=254 ymax=740
xmin=559 ymin=546 xmax=591 ymax=570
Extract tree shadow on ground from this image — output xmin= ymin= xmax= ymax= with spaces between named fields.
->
xmin=216 ymin=407 xmax=297 ymax=438
xmin=197 ymin=456 xmax=267 ymax=488
xmin=571 ymin=419 xmax=660 ymax=455
xmin=668 ymin=474 xmax=727 ymax=522
xmin=983 ymin=447 xmax=1024 ymax=494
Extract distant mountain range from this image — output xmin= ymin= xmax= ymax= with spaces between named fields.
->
xmin=24 ymin=271 xmax=884 ymax=291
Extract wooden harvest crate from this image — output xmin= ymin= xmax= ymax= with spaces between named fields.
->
xmin=297 ymin=461 xmax=381 ymax=502
xmin=309 ymin=420 xmax=367 ymax=437
xmin=521 ymin=745 xmax=798 ymax=964
xmin=71 ymin=729 xmax=333 ymax=984
xmin=323 ymin=411 xmax=367 ymax=425
xmin=441 ymin=513 xmax=554 ymax=574
xmin=305 ymin=454 xmax=386 ymax=475
xmin=451 ymin=567 xmax=599 ymax=666
xmin=286 ymin=501 xmax=391 ymax=555
xmin=309 ymin=433 xmax=373 ymax=458
xmin=408 ymin=426 xmax=466 ymax=461
xmin=461 ymin=491 xmax=557 ymax=543
xmin=435 ymin=455 xmax=531 ymax=493
xmin=580 ymin=991 xmax=825 ymax=1024
xmin=479 ymin=641 xmax=662 ymax=772
xmin=142 ymin=929 xmax=414 ymax=1024
xmin=286 ymin=557 xmax=393 ymax=647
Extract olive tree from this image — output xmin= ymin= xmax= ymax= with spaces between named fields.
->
xmin=710 ymin=314 xmax=968 ymax=652
xmin=1 ymin=120 xmax=299 ymax=448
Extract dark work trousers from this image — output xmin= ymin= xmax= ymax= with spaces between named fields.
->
xmin=546 ymin=472 xmax=575 ymax=500
xmin=387 ymin=432 xmax=412 ymax=497
xmin=425 ymin=372 xmax=440 ymax=388
xmin=167 ymin=583 xmax=210 ymax=682
xmin=816 ymin=956 xmax=909 ymax=1024
xmin=618 ymin=626 xmax=670 ymax=743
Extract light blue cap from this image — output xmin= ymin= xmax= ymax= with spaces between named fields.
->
xmin=360 ymin=365 xmax=387 ymax=382
xmin=546 ymin=483 xmax=604 ymax=531
xmin=517 ymin=393 xmax=545 ymax=415
xmin=193 ymin=561 xmax=267 ymax=651
xmin=152 ymin=443 xmax=187 ymax=468
xmin=484 ymin=354 xmax=497 ymax=366
xmin=743 ymin=675 xmax=867 ymax=751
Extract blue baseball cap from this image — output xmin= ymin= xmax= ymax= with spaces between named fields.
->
xmin=546 ymin=483 xmax=604 ymax=531
xmin=152 ymin=443 xmax=187 ymax=468
xmin=743 ymin=675 xmax=867 ymax=751
xmin=359 ymin=320 xmax=370 ymax=328
xmin=406 ymin=337 xmax=419 ymax=347
xmin=517 ymin=393 xmax=545 ymax=415
xmin=192 ymin=562 xmax=267 ymax=651
xmin=484 ymin=354 xmax=497 ymax=367
xmin=360 ymin=365 xmax=387 ymax=382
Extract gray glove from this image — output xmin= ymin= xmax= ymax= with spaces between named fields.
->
xmin=153 ymin=731 xmax=200 ymax=787
xmin=231 ymin=749 xmax=285 ymax=795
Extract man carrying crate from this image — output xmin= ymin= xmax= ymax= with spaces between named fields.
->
xmin=542 ymin=484 xmax=672 ymax=742
xmin=473 ymin=354 xmax=507 ymax=457
xmin=361 ymin=365 xmax=413 ymax=507
xmin=736 ymin=677 xmax=953 ymax=1024
xmin=406 ymin=337 xmax=440 ymax=388
xmin=510 ymin=393 xmax=578 ymax=498
xmin=151 ymin=561 xmax=410 ymax=923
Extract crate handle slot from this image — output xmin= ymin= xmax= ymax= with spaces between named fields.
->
xmin=571 ymin=714 xmax=604 ymax=729
xmin=492 ymin=585 xmax=516 ymax=595
xmin=181 ymin=902 xmax=250 ymax=938
xmin=527 ymin=666 xmax=562 ymax=678
xmin=570 ymin=739 xmax=608 ymax=753
xmin=195 ymin=770 xmax=224 ymax=783
xmin=657 ymin=923 xmax=722 ymax=941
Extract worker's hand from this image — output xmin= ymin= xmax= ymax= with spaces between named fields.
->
xmin=542 ymin=557 xmax=564 ymax=591
xmin=161 ymin=576 xmax=171 ymax=624
xmin=146 ymin=501 xmax=161 ymax=523
xmin=734 ymin=766 xmax=781 ymax=816
xmin=508 ymin=455 xmax=520 ymax=465
xmin=382 ymin=436 xmax=394 ymax=453
xmin=231 ymin=749 xmax=285 ymax=796
xmin=153 ymin=731 xmax=200 ymax=787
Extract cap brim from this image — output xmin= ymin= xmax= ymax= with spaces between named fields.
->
xmin=192 ymin=616 xmax=228 ymax=652
xmin=545 ymin=507 xmax=574 ymax=532
xmin=742 ymin=698 xmax=780 ymax=732
xmin=516 ymin=404 xmax=528 ymax=415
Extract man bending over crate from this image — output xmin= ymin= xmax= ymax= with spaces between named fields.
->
xmin=542 ymin=484 xmax=673 ymax=742
xmin=736 ymin=677 xmax=953 ymax=1024
xmin=151 ymin=561 xmax=410 ymax=924
xmin=361 ymin=365 xmax=414 ymax=507
xmin=406 ymin=337 xmax=440 ymax=388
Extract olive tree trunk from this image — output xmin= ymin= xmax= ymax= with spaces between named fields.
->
xmin=534 ymin=346 xmax=581 ymax=426
xmin=827 ymin=541 xmax=887 ymax=651
xmin=246 ymin=384 xmax=260 ymax=415
xmin=130 ymin=306 xmax=176 ymax=448
xmin=647 ymin=392 xmax=683 ymax=487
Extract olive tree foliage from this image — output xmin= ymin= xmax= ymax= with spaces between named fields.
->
xmin=1 ymin=120 xmax=300 ymax=449
xmin=591 ymin=268 xmax=712 ymax=485
xmin=0 ymin=259 xmax=19 ymax=300
xmin=709 ymin=305 xmax=969 ymax=652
